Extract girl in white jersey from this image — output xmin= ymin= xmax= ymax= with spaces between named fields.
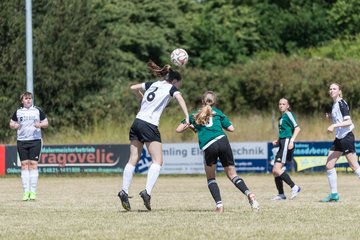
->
xmin=9 ymin=92 xmax=48 ymax=201
xmin=118 ymin=60 xmax=189 ymax=211
xmin=321 ymin=83 xmax=360 ymax=202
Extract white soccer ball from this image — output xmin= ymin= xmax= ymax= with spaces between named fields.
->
xmin=170 ymin=48 xmax=189 ymax=66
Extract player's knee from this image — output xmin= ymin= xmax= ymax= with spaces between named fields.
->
xmin=325 ymin=162 xmax=334 ymax=171
xmin=21 ymin=161 xmax=30 ymax=170
xmin=29 ymin=162 xmax=38 ymax=169
xmin=272 ymin=167 xmax=282 ymax=176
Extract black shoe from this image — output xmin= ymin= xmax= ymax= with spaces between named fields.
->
xmin=139 ymin=190 xmax=151 ymax=211
xmin=118 ymin=190 xmax=131 ymax=211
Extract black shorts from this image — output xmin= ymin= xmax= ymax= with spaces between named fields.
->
xmin=330 ymin=131 xmax=355 ymax=154
xmin=17 ymin=139 xmax=42 ymax=161
xmin=129 ymin=118 xmax=161 ymax=143
xmin=204 ymin=136 xmax=234 ymax=167
xmin=275 ymin=138 xmax=294 ymax=164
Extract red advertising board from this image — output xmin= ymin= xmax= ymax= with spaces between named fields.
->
xmin=0 ymin=145 xmax=5 ymax=175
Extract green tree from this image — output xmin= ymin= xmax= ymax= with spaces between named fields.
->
xmin=184 ymin=0 xmax=260 ymax=68
xmin=256 ymin=0 xmax=335 ymax=53
xmin=328 ymin=0 xmax=360 ymax=37
xmin=0 ymin=0 xmax=26 ymax=140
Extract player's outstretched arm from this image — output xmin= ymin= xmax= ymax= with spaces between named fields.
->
xmin=176 ymin=123 xmax=189 ymax=133
xmin=225 ymin=125 xmax=234 ymax=132
xmin=174 ymin=94 xmax=189 ymax=125
xmin=130 ymin=83 xmax=144 ymax=101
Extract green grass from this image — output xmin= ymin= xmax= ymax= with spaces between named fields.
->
xmin=39 ymin=113 xmax=360 ymax=144
xmin=1 ymin=174 xmax=360 ymax=240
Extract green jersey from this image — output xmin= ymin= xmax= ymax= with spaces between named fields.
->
xmin=278 ymin=111 xmax=298 ymax=139
xmin=189 ymin=107 xmax=232 ymax=150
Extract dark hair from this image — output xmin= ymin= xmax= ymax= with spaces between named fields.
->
xmin=147 ymin=60 xmax=181 ymax=82
xmin=167 ymin=69 xmax=181 ymax=82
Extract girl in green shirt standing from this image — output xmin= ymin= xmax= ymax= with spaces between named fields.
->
xmin=176 ymin=91 xmax=259 ymax=213
xmin=271 ymin=98 xmax=301 ymax=200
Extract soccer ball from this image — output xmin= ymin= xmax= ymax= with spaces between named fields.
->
xmin=170 ymin=48 xmax=189 ymax=66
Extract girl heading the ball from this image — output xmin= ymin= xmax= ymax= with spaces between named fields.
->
xmin=118 ymin=60 xmax=189 ymax=211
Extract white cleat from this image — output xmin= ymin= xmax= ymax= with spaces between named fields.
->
xmin=248 ymin=193 xmax=260 ymax=211
xmin=271 ymin=194 xmax=286 ymax=201
xmin=290 ymin=185 xmax=301 ymax=200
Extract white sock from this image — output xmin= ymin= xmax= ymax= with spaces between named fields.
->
xmin=145 ymin=163 xmax=161 ymax=195
xmin=122 ymin=163 xmax=135 ymax=194
xmin=354 ymin=167 xmax=360 ymax=178
xmin=29 ymin=169 xmax=39 ymax=193
xmin=21 ymin=170 xmax=30 ymax=193
xmin=327 ymin=168 xmax=337 ymax=194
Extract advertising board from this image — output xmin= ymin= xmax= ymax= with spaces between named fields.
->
xmin=5 ymin=145 xmax=129 ymax=174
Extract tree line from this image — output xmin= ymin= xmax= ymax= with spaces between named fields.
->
xmin=1 ymin=0 xmax=360 ymax=141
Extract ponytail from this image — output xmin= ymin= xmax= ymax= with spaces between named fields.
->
xmin=194 ymin=105 xmax=213 ymax=125
xmin=194 ymin=91 xmax=217 ymax=125
xmin=147 ymin=60 xmax=181 ymax=82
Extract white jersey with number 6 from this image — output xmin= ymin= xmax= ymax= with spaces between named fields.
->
xmin=136 ymin=80 xmax=180 ymax=126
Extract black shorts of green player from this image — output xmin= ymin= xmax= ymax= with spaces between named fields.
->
xmin=274 ymin=138 xmax=294 ymax=164
xmin=204 ymin=136 xmax=234 ymax=167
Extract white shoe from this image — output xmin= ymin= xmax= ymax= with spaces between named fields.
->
xmin=248 ymin=193 xmax=260 ymax=211
xmin=290 ymin=185 xmax=301 ymax=199
xmin=271 ymin=194 xmax=286 ymax=201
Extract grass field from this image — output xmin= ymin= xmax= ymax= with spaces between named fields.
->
xmin=1 ymin=174 xmax=360 ymax=240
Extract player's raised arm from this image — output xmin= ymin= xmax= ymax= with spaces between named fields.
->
xmin=130 ymin=83 xmax=144 ymax=101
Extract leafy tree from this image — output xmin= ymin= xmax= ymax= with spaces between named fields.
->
xmin=184 ymin=0 xmax=260 ymax=68
xmin=256 ymin=0 xmax=335 ymax=53
xmin=0 ymin=0 xmax=26 ymax=140
xmin=328 ymin=0 xmax=360 ymax=37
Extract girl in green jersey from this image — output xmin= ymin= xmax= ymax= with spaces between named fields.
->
xmin=176 ymin=91 xmax=259 ymax=212
xmin=271 ymin=98 xmax=301 ymax=200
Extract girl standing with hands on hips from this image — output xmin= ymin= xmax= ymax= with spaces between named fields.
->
xmin=321 ymin=83 xmax=360 ymax=202
xmin=118 ymin=60 xmax=189 ymax=211
xmin=271 ymin=98 xmax=301 ymax=201
xmin=9 ymin=92 xmax=48 ymax=201
xmin=176 ymin=91 xmax=260 ymax=213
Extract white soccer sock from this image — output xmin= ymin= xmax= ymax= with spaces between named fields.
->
xmin=327 ymin=168 xmax=338 ymax=194
xmin=29 ymin=169 xmax=39 ymax=193
xmin=354 ymin=167 xmax=360 ymax=179
xmin=122 ymin=163 xmax=135 ymax=194
xmin=145 ymin=163 xmax=161 ymax=195
xmin=21 ymin=170 xmax=30 ymax=193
